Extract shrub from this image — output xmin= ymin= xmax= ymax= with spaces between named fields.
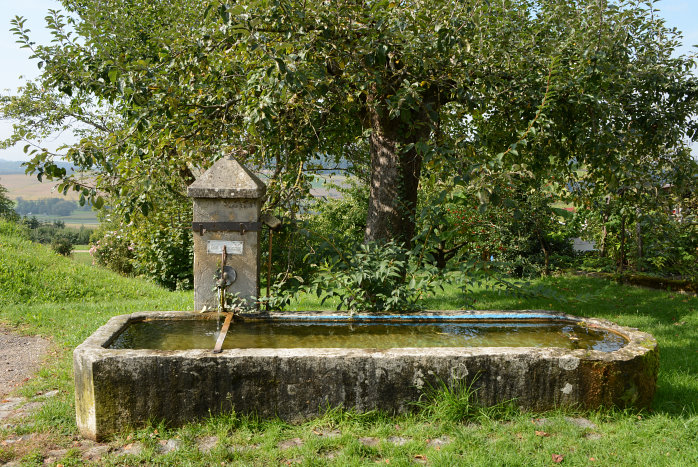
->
xmin=89 ymin=227 xmax=135 ymax=275
xmin=417 ymin=179 xmax=576 ymax=276
xmin=130 ymin=220 xmax=193 ymax=290
xmin=266 ymin=240 xmax=443 ymax=312
xmin=261 ymin=180 xmax=368 ymax=290
xmin=51 ymin=237 xmax=73 ymax=256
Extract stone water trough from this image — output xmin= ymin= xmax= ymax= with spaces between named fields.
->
xmin=74 ymin=309 xmax=657 ymax=441
xmin=73 ymin=158 xmax=658 ymax=440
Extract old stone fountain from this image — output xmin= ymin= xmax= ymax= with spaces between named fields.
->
xmin=73 ymin=156 xmax=658 ymax=441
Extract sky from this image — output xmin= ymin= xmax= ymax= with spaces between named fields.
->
xmin=0 ymin=0 xmax=697 ymax=162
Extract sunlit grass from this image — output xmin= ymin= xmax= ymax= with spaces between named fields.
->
xmin=1 ymin=219 xmax=696 ymax=464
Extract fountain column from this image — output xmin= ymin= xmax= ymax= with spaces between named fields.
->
xmin=187 ymin=156 xmax=266 ymax=311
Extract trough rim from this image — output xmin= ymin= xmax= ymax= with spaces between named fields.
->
xmin=74 ymin=309 xmax=656 ymax=363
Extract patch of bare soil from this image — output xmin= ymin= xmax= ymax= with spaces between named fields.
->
xmin=0 ymin=326 xmax=50 ymax=397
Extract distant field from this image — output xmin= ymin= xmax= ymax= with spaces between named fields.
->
xmin=0 ymin=173 xmax=92 ymax=201
xmin=310 ymin=174 xmax=349 ymax=199
xmin=32 ymin=212 xmax=99 ymax=226
xmin=0 ymin=172 xmax=100 ymax=225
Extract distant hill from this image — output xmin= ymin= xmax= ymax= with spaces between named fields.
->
xmin=0 ymin=173 xmax=81 ymax=201
xmin=0 ymin=159 xmax=94 ymax=203
xmin=0 ymin=160 xmax=75 ymax=175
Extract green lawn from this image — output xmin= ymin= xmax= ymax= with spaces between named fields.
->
xmin=1 ymin=219 xmax=696 ymax=465
xmin=71 ymin=250 xmax=94 ymax=266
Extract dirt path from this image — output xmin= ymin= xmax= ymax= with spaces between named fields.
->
xmin=0 ymin=326 xmax=50 ymax=397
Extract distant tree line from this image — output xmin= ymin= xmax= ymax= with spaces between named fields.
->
xmin=14 ymin=197 xmax=91 ymax=217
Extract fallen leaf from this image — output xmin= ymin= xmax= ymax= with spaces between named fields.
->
xmin=552 ymin=453 xmax=564 ymax=463
xmin=515 ymin=433 xmax=524 ymax=440
xmin=589 ymin=457 xmax=596 ymax=461
xmin=535 ymin=431 xmax=550 ymax=437
xmin=415 ymin=454 xmax=427 ymax=460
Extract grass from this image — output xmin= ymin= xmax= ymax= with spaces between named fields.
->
xmin=71 ymin=251 xmax=94 ymax=266
xmin=1 ymin=218 xmax=697 ymax=465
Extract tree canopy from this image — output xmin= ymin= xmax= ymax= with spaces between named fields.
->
xmin=2 ymin=0 xmax=697 ymax=246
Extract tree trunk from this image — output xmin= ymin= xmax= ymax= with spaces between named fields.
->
xmin=537 ymin=230 xmax=550 ymax=276
xmin=599 ymin=195 xmax=611 ymax=257
xmin=618 ymin=213 xmax=626 ymax=273
xmin=635 ymin=207 xmax=642 ymax=272
xmin=364 ymin=105 xmax=429 ymax=248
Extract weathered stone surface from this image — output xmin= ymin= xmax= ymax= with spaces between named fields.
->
xmin=565 ymin=417 xmax=597 ymax=429
xmin=278 ymin=438 xmax=304 ymax=450
xmin=82 ymin=444 xmax=110 ymax=460
xmin=387 ymin=436 xmax=410 ymax=446
xmin=188 ymin=157 xmax=265 ymax=311
xmin=187 ymin=156 xmax=266 ymax=199
xmin=0 ymin=397 xmax=24 ymax=421
xmin=313 ymin=429 xmax=341 ymax=438
xmin=197 ymin=436 xmax=219 ymax=453
xmin=115 ymin=442 xmax=143 ymax=456
xmin=191 ymin=198 xmax=263 ymax=310
xmin=44 ymin=448 xmax=69 ymax=463
xmin=0 ymin=397 xmax=45 ymax=421
xmin=358 ymin=437 xmax=379 ymax=447
xmin=426 ymin=436 xmax=451 ymax=448
xmin=39 ymin=390 xmax=59 ymax=399
xmin=158 ymin=438 xmax=181 ymax=453
xmin=74 ymin=310 xmax=658 ymax=441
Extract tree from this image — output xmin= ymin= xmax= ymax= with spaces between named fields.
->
xmin=2 ymin=0 xmax=697 ymax=249
xmin=0 ymin=182 xmax=18 ymax=221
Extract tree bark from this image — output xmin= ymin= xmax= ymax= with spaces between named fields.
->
xmin=537 ymin=230 xmax=550 ymax=276
xmin=618 ymin=213 xmax=626 ymax=273
xmin=635 ymin=207 xmax=642 ymax=271
xmin=599 ymin=195 xmax=611 ymax=257
xmin=364 ymin=102 xmax=430 ymax=247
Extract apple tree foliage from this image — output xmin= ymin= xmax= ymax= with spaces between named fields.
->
xmin=1 ymin=0 xmax=697 ymax=282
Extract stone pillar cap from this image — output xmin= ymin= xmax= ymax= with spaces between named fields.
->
xmin=187 ymin=155 xmax=267 ymax=199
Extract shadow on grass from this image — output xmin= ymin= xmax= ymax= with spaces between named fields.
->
xmin=424 ymin=275 xmax=698 ymax=417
